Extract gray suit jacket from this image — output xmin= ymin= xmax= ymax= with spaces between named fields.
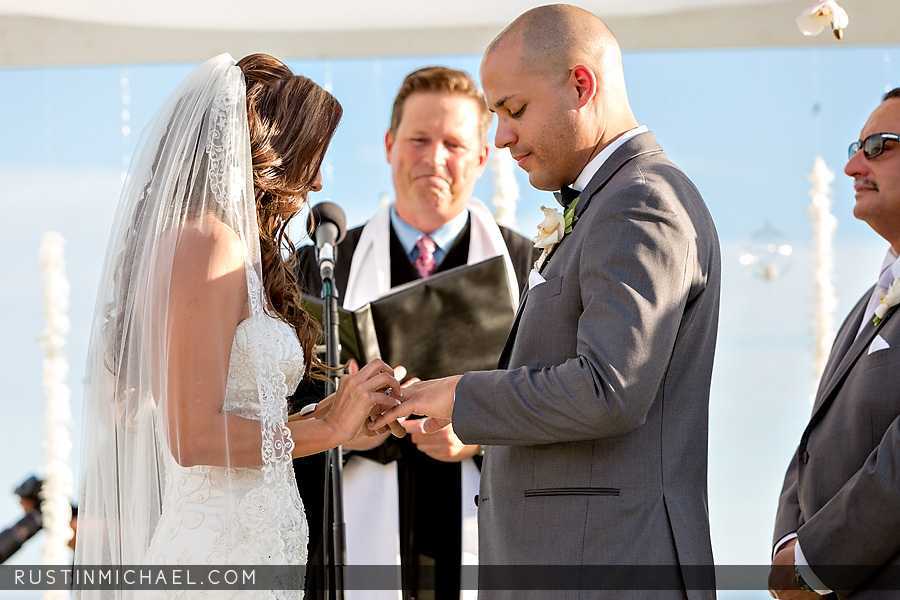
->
xmin=774 ymin=283 xmax=900 ymax=599
xmin=453 ymin=132 xmax=720 ymax=599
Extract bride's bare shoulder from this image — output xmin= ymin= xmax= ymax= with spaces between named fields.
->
xmin=172 ymin=214 xmax=245 ymax=281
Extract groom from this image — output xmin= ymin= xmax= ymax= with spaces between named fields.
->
xmin=373 ymin=5 xmax=720 ymax=599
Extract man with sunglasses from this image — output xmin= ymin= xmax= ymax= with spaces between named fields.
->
xmin=769 ymin=88 xmax=900 ymax=599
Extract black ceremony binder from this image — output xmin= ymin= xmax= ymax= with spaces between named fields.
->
xmin=302 ymin=255 xmax=516 ymax=380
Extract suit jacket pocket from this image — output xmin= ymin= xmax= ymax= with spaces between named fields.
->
xmin=524 ymin=487 xmax=619 ymax=497
xmin=860 ymin=344 xmax=900 ymax=371
xmin=527 ymin=275 xmax=563 ymax=303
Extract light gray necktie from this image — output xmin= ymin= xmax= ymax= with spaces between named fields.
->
xmin=857 ymin=266 xmax=896 ymax=338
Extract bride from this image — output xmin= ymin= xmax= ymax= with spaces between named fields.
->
xmin=74 ymin=54 xmax=402 ymax=598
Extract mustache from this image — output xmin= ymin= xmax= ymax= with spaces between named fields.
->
xmin=855 ymin=178 xmax=879 ymax=190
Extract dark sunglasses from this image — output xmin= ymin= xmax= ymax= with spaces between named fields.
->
xmin=848 ymin=132 xmax=900 ymax=159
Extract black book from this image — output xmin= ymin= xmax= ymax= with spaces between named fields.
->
xmin=302 ymin=255 xmax=516 ymax=380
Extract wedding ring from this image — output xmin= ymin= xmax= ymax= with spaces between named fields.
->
xmin=385 ymin=387 xmax=393 ymax=396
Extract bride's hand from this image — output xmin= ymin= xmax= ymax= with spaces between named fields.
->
xmin=342 ymin=361 xmax=406 ymax=449
xmin=320 ymin=358 xmax=401 ymax=446
xmin=362 ymin=365 xmax=412 ymax=440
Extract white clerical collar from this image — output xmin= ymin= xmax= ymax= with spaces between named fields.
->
xmin=572 ymin=125 xmax=648 ymax=192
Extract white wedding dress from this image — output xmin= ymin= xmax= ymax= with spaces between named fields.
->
xmin=145 ymin=315 xmax=309 ymax=597
xmin=74 ymin=55 xmax=326 ymax=600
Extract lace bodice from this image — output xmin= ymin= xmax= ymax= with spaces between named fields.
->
xmin=146 ymin=314 xmax=308 ymax=598
xmin=224 ymin=316 xmax=305 ymax=419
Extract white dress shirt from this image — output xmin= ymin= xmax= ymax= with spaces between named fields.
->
xmin=572 ymin=125 xmax=648 ymax=192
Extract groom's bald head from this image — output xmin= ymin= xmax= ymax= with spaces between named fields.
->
xmin=485 ymin=4 xmax=623 ymax=84
xmin=479 ymin=4 xmax=638 ymax=190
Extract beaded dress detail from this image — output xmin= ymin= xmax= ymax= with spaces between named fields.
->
xmin=145 ymin=315 xmax=308 ymax=598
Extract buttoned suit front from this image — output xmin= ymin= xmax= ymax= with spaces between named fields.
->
xmin=452 ymin=132 xmax=721 ymax=600
xmin=774 ymin=280 xmax=900 ymax=598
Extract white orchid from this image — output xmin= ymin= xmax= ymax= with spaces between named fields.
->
xmin=796 ymin=0 xmax=849 ymax=40
xmin=533 ymin=206 xmax=566 ymax=250
xmin=874 ymin=279 xmax=900 ymax=326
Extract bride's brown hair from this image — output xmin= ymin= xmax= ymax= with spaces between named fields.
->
xmin=237 ymin=53 xmax=343 ymax=381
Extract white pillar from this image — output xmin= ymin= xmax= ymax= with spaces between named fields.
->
xmin=808 ymin=157 xmax=838 ymax=403
xmin=490 ymin=147 xmax=519 ymax=228
xmin=38 ymin=232 xmax=74 ymax=599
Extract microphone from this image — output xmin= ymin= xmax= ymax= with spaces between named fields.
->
xmin=307 ymin=202 xmax=347 ymax=283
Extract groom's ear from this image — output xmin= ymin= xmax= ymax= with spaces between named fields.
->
xmin=570 ymin=65 xmax=596 ymax=109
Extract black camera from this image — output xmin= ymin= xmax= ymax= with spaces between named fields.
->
xmin=0 ymin=476 xmax=45 ymax=564
xmin=0 ymin=509 xmax=42 ymax=563
xmin=14 ymin=476 xmax=42 ymax=503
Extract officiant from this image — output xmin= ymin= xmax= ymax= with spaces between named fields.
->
xmin=291 ymin=66 xmax=536 ymax=600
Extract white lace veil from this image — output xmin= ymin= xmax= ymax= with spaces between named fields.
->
xmin=74 ymin=54 xmax=299 ymax=580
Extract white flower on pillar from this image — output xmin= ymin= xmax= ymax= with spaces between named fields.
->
xmin=796 ymin=0 xmax=849 ymax=40
xmin=490 ymin=147 xmax=519 ymax=228
xmin=38 ymin=231 xmax=74 ymax=580
xmin=808 ymin=157 xmax=837 ymax=404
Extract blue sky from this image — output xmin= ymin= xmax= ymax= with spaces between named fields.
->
xmin=1 ymin=45 xmax=898 ymax=597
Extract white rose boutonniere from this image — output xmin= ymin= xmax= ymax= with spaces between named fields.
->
xmin=534 ymin=206 xmax=565 ymax=250
xmin=533 ymin=198 xmax=580 ymax=269
xmin=796 ymin=0 xmax=849 ymax=40
xmin=874 ymin=279 xmax=900 ymax=326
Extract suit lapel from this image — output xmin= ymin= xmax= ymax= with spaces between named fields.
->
xmin=573 ymin=132 xmax=664 ymax=220
xmin=812 ymin=290 xmax=869 ymax=402
xmin=495 ymin=132 xmax=664 ymax=369
xmin=498 ymin=286 xmax=529 ymax=369
xmin=811 ymin=298 xmax=898 ymax=422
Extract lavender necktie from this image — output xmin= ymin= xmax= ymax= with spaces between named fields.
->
xmin=857 ymin=265 xmax=897 ymax=338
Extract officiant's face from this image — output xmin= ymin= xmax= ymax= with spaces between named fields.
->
xmin=386 ymin=92 xmax=489 ymax=234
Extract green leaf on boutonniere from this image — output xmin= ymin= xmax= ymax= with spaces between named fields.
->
xmin=564 ymin=196 xmax=579 ymax=234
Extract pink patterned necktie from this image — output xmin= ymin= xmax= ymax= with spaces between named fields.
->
xmin=415 ymin=236 xmax=437 ymax=279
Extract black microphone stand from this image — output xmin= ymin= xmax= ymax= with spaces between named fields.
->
xmin=319 ymin=249 xmax=346 ymax=600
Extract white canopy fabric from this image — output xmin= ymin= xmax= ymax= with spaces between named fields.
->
xmin=0 ymin=0 xmax=896 ymax=66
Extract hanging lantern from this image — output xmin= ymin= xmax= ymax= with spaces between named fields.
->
xmin=739 ymin=223 xmax=793 ymax=281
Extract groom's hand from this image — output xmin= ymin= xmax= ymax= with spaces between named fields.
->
xmin=370 ymin=366 xmax=418 ymax=439
xmin=369 ymin=375 xmax=462 ymax=433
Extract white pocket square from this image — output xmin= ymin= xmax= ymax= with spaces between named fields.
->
xmin=528 ymin=268 xmax=546 ymax=290
xmin=868 ymin=334 xmax=890 ymax=355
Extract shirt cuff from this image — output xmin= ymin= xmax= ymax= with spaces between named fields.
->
xmin=794 ymin=539 xmax=833 ymax=595
xmin=773 ymin=533 xmax=797 ymax=561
